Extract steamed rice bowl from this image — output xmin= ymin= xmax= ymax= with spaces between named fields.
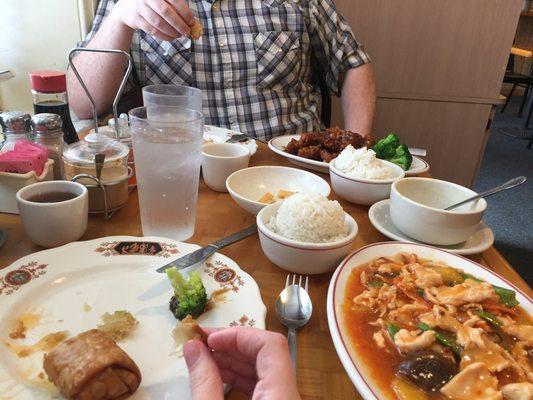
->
xmin=267 ymin=193 xmax=348 ymax=243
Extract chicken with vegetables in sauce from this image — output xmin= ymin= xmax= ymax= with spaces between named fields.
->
xmin=345 ymin=253 xmax=532 ymax=400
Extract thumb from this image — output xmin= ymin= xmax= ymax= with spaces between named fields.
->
xmin=184 ymin=340 xmax=224 ymax=400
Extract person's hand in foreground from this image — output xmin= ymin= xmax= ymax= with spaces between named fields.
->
xmin=184 ymin=327 xmax=301 ymax=400
xmin=114 ymin=0 xmax=195 ymax=40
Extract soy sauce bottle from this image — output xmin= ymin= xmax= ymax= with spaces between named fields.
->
xmin=29 ymin=71 xmax=79 ymax=144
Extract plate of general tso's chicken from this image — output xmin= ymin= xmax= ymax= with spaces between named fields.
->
xmin=268 ymin=129 xmax=429 ymax=176
xmin=327 ymin=242 xmax=532 ymax=400
xmin=0 ymin=236 xmax=266 ymax=400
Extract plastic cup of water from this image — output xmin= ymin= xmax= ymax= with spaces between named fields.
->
xmin=129 ymin=106 xmax=204 ymax=241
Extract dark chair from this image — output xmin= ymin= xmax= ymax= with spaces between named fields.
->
xmin=501 ymin=54 xmax=533 ymax=118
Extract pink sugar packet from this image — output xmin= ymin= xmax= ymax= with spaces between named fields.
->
xmin=0 ymin=139 xmax=49 ymax=175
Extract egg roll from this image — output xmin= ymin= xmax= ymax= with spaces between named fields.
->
xmin=43 ymin=329 xmax=141 ymax=400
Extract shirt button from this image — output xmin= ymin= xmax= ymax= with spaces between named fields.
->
xmin=219 ymin=41 xmax=226 ymax=47
xmin=212 ymin=3 xmax=219 ymax=10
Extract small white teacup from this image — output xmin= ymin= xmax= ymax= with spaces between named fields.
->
xmin=202 ymin=143 xmax=250 ymax=192
xmin=16 ymin=181 xmax=88 ymax=248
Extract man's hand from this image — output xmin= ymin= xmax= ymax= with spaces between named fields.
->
xmin=184 ymin=327 xmax=301 ymax=399
xmin=114 ymin=0 xmax=195 ymax=40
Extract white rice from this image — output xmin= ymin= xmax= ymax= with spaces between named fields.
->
xmin=267 ymin=193 xmax=349 ymax=243
xmin=334 ymin=146 xmax=396 ymax=180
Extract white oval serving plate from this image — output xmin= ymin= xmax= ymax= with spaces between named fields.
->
xmin=327 ymin=241 xmax=532 ymax=400
xmin=268 ymin=134 xmax=428 ymax=175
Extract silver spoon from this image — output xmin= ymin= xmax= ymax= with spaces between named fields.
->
xmin=445 ymin=176 xmax=526 ymax=211
xmin=275 ymin=275 xmax=313 ymax=371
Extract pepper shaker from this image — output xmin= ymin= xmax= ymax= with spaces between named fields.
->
xmin=31 ymin=113 xmax=65 ymax=180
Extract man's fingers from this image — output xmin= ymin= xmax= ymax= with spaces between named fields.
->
xmin=146 ymin=0 xmax=191 ymax=36
xmin=166 ymin=0 xmax=195 ymax=26
xmin=219 ymin=369 xmax=256 ymax=395
xmin=184 ymin=340 xmax=224 ymax=400
xmin=140 ymin=1 xmax=182 ymax=38
xmin=208 ymin=328 xmax=297 ymax=395
xmin=137 ymin=17 xmax=175 ymax=40
xmin=208 ymin=327 xmax=286 ymax=361
xmin=212 ymin=351 xmax=257 ymax=379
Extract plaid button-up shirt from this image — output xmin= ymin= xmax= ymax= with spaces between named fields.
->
xmin=83 ymin=0 xmax=371 ymax=140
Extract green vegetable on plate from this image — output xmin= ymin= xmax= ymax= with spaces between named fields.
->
xmin=461 ymin=273 xmax=519 ymax=308
xmin=387 ymin=322 xmax=401 ymax=339
xmin=166 ymin=268 xmax=208 ymax=320
xmin=372 ymin=133 xmax=413 ymax=171
xmin=493 ymin=286 xmax=519 ymax=308
xmin=418 ymin=322 xmax=462 ymax=356
xmin=474 ymin=310 xmax=503 ymax=327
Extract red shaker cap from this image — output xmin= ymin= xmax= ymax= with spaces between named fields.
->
xmin=29 ymin=71 xmax=67 ymax=93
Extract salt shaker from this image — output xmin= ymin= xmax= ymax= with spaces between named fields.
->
xmin=31 ymin=113 xmax=65 ymax=180
xmin=0 ymin=111 xmax=33 ymax=146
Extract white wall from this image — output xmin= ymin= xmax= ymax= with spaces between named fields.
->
xmin=0 ymin=0 xmax=96 ymax=113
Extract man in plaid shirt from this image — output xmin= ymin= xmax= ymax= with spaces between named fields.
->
xmin=68 ymin=0 xmax=375 ymax=140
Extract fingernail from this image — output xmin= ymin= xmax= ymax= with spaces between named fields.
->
xmin=184 ymin=340 xmax=201 ymax=367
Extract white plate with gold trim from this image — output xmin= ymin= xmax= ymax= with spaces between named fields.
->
xmin=268 ymin=134 xmax=429 ymax=175
xmin=0 ymin=236 xmax=266 ymax=399
xmin=204 ymin=125 xmax=258 ymax=155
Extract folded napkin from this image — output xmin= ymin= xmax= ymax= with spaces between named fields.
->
xmin=0 ymin=140 xmax=48 ymax=175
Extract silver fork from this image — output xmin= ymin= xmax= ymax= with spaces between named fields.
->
xmin=275 ymin=274 xmax=313 ymax=370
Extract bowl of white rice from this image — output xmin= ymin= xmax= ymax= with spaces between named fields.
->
xmin=256 ymin=193 xmax=358 ymax=274
xmin=329 ymin=146 xmax=405 ymax=206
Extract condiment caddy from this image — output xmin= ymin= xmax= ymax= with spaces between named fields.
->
xmin=64 ymin=47 xmax=134 ymax=219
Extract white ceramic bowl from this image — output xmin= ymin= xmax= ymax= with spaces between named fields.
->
xmin=202 ymin=143 xmax=250 ymax=192
xmin=329 ymin=159 xmax=405 ymax=206
xmin=226 ymin=166 xmax=331 ymax=215
xmin=256 ymin=202 xmax=358 ymax=274
xmin=390 ymin=177 xmax=487 ymax=246
xmin=16 ymin=181 xmax=88 ymax=248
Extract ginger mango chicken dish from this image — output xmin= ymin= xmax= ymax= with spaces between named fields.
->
xmin=344 ymin=253 xmax=533 ymax=400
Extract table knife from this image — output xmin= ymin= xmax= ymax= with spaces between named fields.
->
xmin=156 ymin=223 xmax=258 ymax=273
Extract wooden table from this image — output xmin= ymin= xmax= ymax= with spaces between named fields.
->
xmin=1 ymin=143 xmax=531 ymax=399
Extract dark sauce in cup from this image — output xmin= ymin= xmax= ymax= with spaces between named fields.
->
xmin=27 ymin=191 xmax=79 ymax=203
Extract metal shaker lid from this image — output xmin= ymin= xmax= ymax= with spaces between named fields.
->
xmin=0 ymin=111 xmax=31 ymax=134
xmin=31 ymin=113 xmax=63 ymax=135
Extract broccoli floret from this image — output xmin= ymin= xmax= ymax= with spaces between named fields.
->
xmin=166 ymin=268 xmax=208 ymax=320
xmin=389 ymin=144 xmax=413 ymax=171
xmin=372 ymin=133 xmax=413 ymax=170
xmin=371 ymin=133 xmax=400 ymax=159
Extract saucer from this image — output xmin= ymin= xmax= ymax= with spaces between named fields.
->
xmin=368 ymin=199 xmax=494 ymax=255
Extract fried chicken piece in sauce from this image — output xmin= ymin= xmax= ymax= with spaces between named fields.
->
xmin=285 ymin=138 xmax=300 ymax=154
xmin=320 ymin=149 xmax=338 ymax=163
xmin=284 ymin=127 xmax=372 ymax=162
xmin=297 ymin=145 xmax=322 ymax=160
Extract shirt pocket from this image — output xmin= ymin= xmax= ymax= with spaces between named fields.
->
xmin=140 ymin=35 xmax=193 ymax=85
xmin=254 ymin=31 xmax=302 ymax=89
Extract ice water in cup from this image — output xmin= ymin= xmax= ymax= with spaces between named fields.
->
xmin=129 ymin=106 xmax=203 ymax=241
